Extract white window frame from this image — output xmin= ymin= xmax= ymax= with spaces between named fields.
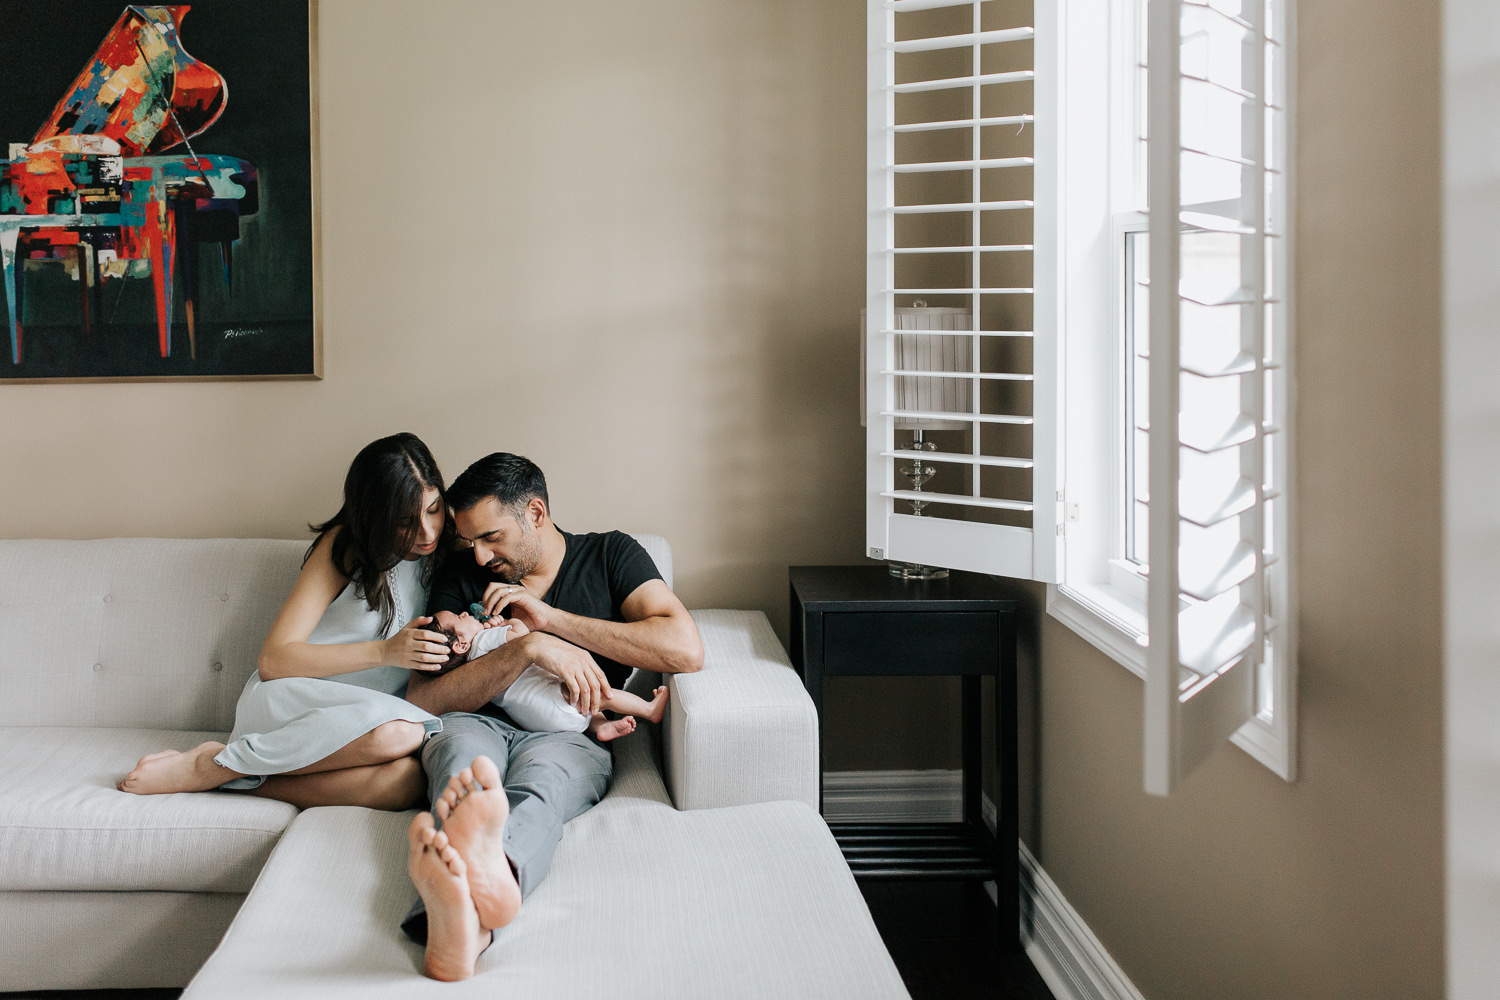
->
xmin=864 ymin=0 xmax=1296 ymax=788
xmin=1044 ymin=0 xmax=1297 ymax=783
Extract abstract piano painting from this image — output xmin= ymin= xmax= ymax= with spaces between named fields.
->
xmin=0 ymin=1 xmax=318 ymax=382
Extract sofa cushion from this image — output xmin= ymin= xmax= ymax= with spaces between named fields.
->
xmin=0 ymin=727 xmax=297 ymax=892
xmin=668 ymin=609 xmax=820 ymax=812
xmin=0 ymin=538 xmax=305 ymax=731
xmin=184 ymin=730 xmax=909 ymax=999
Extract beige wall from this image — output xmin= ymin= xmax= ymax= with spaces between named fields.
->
xmin=0 ymin=0 xmax=942 ymax=775
xmin=0 ymin=1 xmax=1445 ymax=997
xmin=0 ymin=0 xmax=870 ymax=631
xmin=1034 ymin=1 xmax=1445 ymax=997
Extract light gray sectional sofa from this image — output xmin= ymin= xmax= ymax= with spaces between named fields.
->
xmin=0 ymin=537 xmax=909 ymax=998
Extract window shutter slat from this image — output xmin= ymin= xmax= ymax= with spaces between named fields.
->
xmin=866 ymin=0 xmax=1060 ymax=582
xmin=1145 ymin=0 xmax=1283 ymax=795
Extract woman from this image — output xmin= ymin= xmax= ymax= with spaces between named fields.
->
xmin=118 ymin=433 xmax=455 ymax=809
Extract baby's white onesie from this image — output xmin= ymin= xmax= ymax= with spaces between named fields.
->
xmin=465 ymin=625 xmax=590 ymax=733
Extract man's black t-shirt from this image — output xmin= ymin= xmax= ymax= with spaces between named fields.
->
xmin=426 ymin=529 xmax=663 ymax=689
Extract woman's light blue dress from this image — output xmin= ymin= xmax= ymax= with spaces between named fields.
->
xmin=214 ymin=555 xmax=442 ymax=788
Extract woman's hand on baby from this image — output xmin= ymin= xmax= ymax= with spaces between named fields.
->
xmin=383 ymin=616 xmax=453 ymax=671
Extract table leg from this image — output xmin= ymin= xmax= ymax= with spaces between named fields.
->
xmin=997 ymin=615 xmax=1020 ymax=952
xmin=961 ymin=675 xmax=981 ymax=828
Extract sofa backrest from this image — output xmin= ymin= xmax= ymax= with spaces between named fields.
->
xmin=0 ymin=534 xmax=672 ymax=732
xmin=0 ymin=538 xmax=306 ymax=731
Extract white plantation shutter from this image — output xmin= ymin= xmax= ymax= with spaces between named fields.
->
xmin=1144 ymin=0 xmax=1290 ymax=794
xmin=866 ymin=0 xmax=1060 ymax=581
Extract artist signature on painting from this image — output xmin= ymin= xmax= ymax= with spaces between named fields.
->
xmin=222 ymin=328 xmax=264 ymax=340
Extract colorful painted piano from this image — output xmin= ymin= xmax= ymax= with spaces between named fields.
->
xmin=0 ymin=5 xmax=257 ymax=365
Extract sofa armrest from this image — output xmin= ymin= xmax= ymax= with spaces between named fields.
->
xmin=663 ymin=610 xmax=819 ymax=811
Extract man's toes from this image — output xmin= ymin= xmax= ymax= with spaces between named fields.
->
xmin=409 ymin=811 xmax=437 ymax=850
xmin=470 ymin=755 xmax=501 ymax=790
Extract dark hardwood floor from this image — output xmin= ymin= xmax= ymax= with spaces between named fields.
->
xmin=859 ymin=880 xmax=1056 ymax=1000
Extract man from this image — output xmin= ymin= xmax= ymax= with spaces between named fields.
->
xmin=400 ymin=452 xmax=703 ymax=981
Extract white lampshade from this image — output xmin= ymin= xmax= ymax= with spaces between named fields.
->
xmin=861 ymin=305 xmax=973 ymax=430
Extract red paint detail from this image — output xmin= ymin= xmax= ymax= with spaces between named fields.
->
xmin=141 ymin=203 xmax=177 ymax=356
xmin=7 ymin=152 xmax=77 ymax=213
xmin=32 ymin=7 xmax=225 ymax=156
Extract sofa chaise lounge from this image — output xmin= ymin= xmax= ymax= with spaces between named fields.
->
xmin=0 ymin=536 xmax=908 ymax=997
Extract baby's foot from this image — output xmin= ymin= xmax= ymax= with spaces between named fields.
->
xmin=643 ymin=685 xmax=669 ymax=724
xmin=408 ymin=812 xmax=487 ymax=981
xmin=117 ymin=742 xmax=230 ymax=794
xmin=591 ymin=715 xmax=637 ymax=741
xmin=439 ymin=756 xmax=522 ymax=932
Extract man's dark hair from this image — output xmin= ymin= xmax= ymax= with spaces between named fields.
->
xmin=447 ymin=452 xmax=549 ymax=515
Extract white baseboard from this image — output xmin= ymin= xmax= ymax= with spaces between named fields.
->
xmin=824 ymin=769 xmax=1145 ymax=1000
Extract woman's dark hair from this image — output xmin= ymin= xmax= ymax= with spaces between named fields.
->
xmin=446 ymin=452 xmax=549 ymax=516
xmin=308 ymin=433 xmax=452 ymax=632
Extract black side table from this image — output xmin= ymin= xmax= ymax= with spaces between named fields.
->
xmin=789 ymin=565 xmax=1019 ymax=949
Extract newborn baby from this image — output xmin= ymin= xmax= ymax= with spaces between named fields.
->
xmin=430 ymin=607 xmax=509 ymax=659
xmin=430 ymin=607 xmax=667 ymax=741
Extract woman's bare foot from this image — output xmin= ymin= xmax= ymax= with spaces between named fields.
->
xmin=408 ymin=812 xmax=488 ymax=981
xmin=436 ymin=756 xmax=522 ymax=932
xmin=589 ymin=714 xmax=637 ymax=741
xmin=117 ymin=742 xmax=235 ymax=794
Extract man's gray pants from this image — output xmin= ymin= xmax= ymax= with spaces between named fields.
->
xmin=401 ymin=711 xmax=612 ymax=944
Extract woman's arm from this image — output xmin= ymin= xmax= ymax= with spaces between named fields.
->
xmin=257 ymin=531 xmax=451 ymax=681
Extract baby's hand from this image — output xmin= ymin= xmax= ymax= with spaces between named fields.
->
xmin=499 ymin=617 xmax=529 ymax=638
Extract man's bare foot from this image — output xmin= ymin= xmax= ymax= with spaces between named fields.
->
xmin=436 ymin=756 xmax=522 ymax=932
xmin=408 ymin=812 xmax=488 ymax=981
xmin=117 ymin=742 xmax=235 ymax=794
xmin=643 ymin=685 xmax=669 ymax=724
xmin=589 ymin=714 xmax=637 ymax=741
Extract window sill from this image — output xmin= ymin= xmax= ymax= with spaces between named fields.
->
xmin=1046 ymin=581 xmax=1146 ymax=678
xmin=1047 ymin=579 xmax=1295 ymax=782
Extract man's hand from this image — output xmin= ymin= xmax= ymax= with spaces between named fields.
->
xmin=482 ymin=583 xmax=554 ymax=633
xmin=518 ymin=631 xmax=611 ymax=714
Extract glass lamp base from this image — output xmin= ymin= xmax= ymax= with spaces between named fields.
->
xmin=887 ymin=561 xmax=950 ymax=580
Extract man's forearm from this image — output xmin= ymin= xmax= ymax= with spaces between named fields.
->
xmin=404 ymin=638 xmax=531 ymax=715
xmin=545 ymin=609 xmax=703 ymax=674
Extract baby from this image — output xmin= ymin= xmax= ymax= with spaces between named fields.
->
xmin=430 ymin=605 xmax=667 ymax=741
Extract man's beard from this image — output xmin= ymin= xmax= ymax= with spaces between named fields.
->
xmin=486 ymin=525 xmax=540 ymax=583
xmin=489 ymin=561 xmax=526 ymax=584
